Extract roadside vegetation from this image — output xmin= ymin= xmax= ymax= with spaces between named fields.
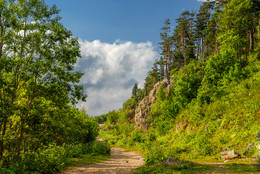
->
xmin=0 ymin=0 xmax=110 ymax=173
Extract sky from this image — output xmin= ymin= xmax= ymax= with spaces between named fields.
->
xmin=45 ymin=0 xmax=205 ymax=116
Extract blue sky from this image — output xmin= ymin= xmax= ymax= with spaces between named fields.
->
xmin=46 ymin=0 xmax=203 ymax=45
xmin=45 ymin=0 xmax=205 ymax=116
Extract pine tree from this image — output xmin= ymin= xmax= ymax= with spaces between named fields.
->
xmin=155 ymin=57 xmax=165 ymax=80
xmin=132 ymin=83 xmax=138 ymax=98
xmin=195 ymin=1 xmax=215 ymax=62
xmin=174 ymin=11 xmax=196 ymax=75
xmin=217 ymin=0 xmax=259 ymax=61
xmin=159 ymin=19 xmax=172 ymax=83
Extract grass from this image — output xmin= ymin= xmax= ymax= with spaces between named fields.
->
xmin=58 ymin=140 xmax=111 ymax=172
xmin=68 ymin=154 xmax=110 ymax=166
xmin=134 ymin=158 xmax=260 ymax=174
xmin=59 ymin=153 xmax=110 ymax=173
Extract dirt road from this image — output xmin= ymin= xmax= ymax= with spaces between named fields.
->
xmin=60 ymin=139 xmax=144 ymax=174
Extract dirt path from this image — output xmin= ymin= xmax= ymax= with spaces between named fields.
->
xmin=60 ymin=138 xmax=144 ymax=174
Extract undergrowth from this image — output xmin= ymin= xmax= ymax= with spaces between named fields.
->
xmin=0 ymin=141 xmax=110 ymax=174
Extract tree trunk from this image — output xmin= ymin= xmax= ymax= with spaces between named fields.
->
xmin=165 ymin=44 xmax=170 ymax=84
xmin=13 ymin=126 xmax=23 ymax=164
xmin=0 ymin=121 xmax=7 ymax=162
xmin=202 ymin=39 xmax=205 ymax=63
xmin=249 ymin=29 xmax=254 ymax=51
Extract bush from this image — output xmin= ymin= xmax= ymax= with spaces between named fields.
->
xmin=0 ymin=141 xmax=110 ymax=174
xmin=90 ymin=141 xmax=110 ymax=156
xmin=172 ymin=73 xmax=201 ymax=108
xmin=194 ymin=135 xmax=214 ymax=157
xmin=145 ymin=144 xmax=167 ymax=165
xmin=19 ymin=145 xmax=68 ymax=174
xmin=130 ymin=130 xmax=145 ymax=144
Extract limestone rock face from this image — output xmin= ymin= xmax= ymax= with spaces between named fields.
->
xmin=135 ymin=77 xmax=172 ymax=129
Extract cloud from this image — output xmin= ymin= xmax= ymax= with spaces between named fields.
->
xmin=76 ymin=40 xmax=158 ymax=116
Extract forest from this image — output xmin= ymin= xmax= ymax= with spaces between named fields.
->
xmin=97 ymin=0 xmax=260 ymax=173
xmin=0 ymin=0 xmax=109 ymax=173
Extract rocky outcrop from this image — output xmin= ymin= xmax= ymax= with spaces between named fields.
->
xmin=175 ymin=120 xmax=187 ymax=132
xmin=135 ymin=77 xmax=172 ymax=129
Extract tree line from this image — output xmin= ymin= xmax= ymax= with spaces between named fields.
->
xmin=144 ymin=0 xmax=260 ymax=92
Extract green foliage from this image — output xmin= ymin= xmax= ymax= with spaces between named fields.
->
xmin=64 ymin=141 xmax=110 ymax=158
xmin=95 ymin=114 xmax=107 ymax=124
xmin=217 ymin=0 xmax=257 ymax=57
xmin=0 ymin=0 xmax=90 ymax=166
xmin=157 ymin=85 xmax=166 ymax=101
xmin=172 ymin=73 xmax=201 ymax=108
xmin=194 ymin=134 xmax=214 ymax=156
xmin=101 ymin=59 xmax=260 ymax=167
xmin=105 ymin=110 xmax=119 ymax=125
xmin=130 ymin=130 xmax=145 ymax=144
xmin=19 ymin=145 xmax=68 ymax=174
xmin=197 ymin=50 xmax=250 ymax=104
xmin=90 ymin=141 xmax=111 ymax=156
xmin=135 ymin=160 xmax=259 ymax=174
xmin=0 ymin=141 xmax=110 ymax=174
xmin=144 ymin=143 xmax=167 ymax=165
xmin=132 ymin=83 xmax=138 ymax=97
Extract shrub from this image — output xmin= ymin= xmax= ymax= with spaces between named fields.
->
xmin=90 ymin=141 xmax=110 ymax=156
xmin=130 ymin=130 xmax=145 ymax=144
xmin=195 ymin=135 xmax=214 ymax=156
xmin=0 ymin=141 xmax=110 ymax=174
xmin=19 ymin=145 xmax=68 ymax=174
xmin=145 ymin=144 xmax=167 ymax=165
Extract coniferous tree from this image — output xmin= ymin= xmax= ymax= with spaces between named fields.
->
xmin=174 ymin=11 xmax=196 ymax=75
xmin=151 ymin=63 xmax=160 ymax=85
xmin=155 ymin=57 xmax=165 ymax=80
xmin=159 ymin=19 xmax=172 ymax=83
xmin=195 ymin=1 xmax=215 ymax=61
xmin=217 ymin=0 xmax=259 ymax=61
xmin=132 ymin=83 xmax=138 ymax=98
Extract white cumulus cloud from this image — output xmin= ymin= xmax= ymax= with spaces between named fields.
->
xmin=76 ymin=40 xmax=158 ymax=116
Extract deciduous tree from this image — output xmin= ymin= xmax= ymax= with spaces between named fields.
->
xmin=0 ymin=0 xmax=86 ymax=164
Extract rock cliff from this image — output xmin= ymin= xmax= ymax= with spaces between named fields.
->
xmin=135 ymin=77 xmax=172 ymax=130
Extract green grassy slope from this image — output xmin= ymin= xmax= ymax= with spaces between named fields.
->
xmin=99 ymin=58 xmax=260 ymax=173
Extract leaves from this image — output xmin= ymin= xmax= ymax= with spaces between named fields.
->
xmin=0 ymin=0 xmax=89 ymax=166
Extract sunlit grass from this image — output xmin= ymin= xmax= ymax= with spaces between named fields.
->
xmin=61 ymin=154 xmax=110 ymax=172
xmin=134 ymin=159 xmax=260 ymax=174
xmin=70 ymin=154 xmax=110 ymax=166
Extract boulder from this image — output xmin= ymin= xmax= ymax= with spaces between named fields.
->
xmin=221 ymin=150 xmax=241 ymax=160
